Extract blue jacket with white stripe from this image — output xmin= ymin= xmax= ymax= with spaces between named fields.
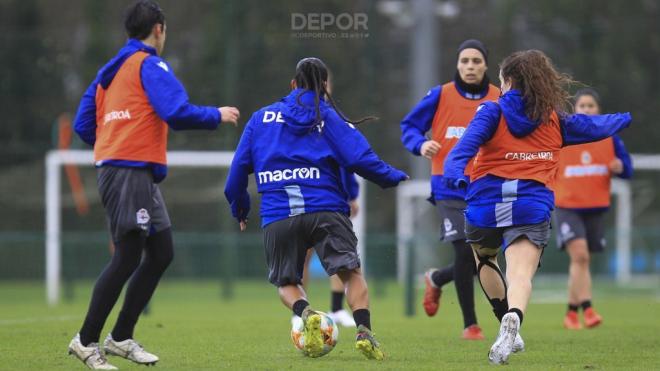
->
xmin=224 ymin=89 xmax=408 ymax=227
xmin=73 ymin=39 xmax=221 ymax=183
xmin=444 ymin=90 xmax=632 ymax=228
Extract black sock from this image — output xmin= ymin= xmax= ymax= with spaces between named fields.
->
xmin=490 ymin=298 xmax=509 ymax=322
xmin=331 ymin=291 xmax=344 ymax=312
xmin=292 ymin=299 xmax=310 ymax=317
xmin=568 ymin=304 xmax=579 ymax=313
xmin=580 ymin=300 xmax=592 ymax=310
xmin=431 ymin=265 xmax=454 ymax=288
xmin=508 ymin=308 xmax=524 ymax=325
xmin=353 ymin=309 xmax=371 ymax=330
xmin=452 ymin=240 xmax=477 ymax=328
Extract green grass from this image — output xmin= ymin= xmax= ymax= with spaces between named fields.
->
xmin=0 ymin=279 xmax=658 ymax=370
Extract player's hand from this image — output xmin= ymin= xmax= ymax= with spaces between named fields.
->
xmin=219 ymin=106 xmax=240 ymax=126
xmin=239 ymin=220 xmax=247 ymax=232
xmin=349 ymin=199 xmax=359 ymax=218
xmin=420 ymin=140 xmax=441 ymax=160
xmin=609 ymin=158 xmax=624 ymax=175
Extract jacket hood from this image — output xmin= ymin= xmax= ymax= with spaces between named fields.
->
xmin=98 ymin=39 xmax=158 ymax=89
xmin=279 ymin=88 xmax=330 ymax=135
xmin=500 ymin=89 xmax=539 ymax=138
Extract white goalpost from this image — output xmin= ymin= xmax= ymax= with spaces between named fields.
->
xmin=44 ymin=149 xmax=367 ymax=305
xmin=396 ymin=153 xmax=658 ymax=286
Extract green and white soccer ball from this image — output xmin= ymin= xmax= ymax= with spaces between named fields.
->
xmin=291 ymin=311 xmax=339 ymax=357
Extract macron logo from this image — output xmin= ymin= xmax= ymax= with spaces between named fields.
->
xmin=156 ymin=61 xmax=169 ymax=72
xmin=257 ymin=167 xmax=320 ymax=184
xmin=103 ymin=109 xmax=131 ymax=125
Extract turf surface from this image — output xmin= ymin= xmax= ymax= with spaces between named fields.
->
xmin=0 ymin=279 xmax=658 ymax=370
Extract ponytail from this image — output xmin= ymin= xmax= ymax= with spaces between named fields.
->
xmin=294 ymin=57 xmax=376 ymax=126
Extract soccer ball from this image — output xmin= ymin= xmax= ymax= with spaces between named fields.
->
xmin=291 ymin=311 xmax=338 ymax=357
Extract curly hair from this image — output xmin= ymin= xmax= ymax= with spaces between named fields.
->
xmin=500 ymin=50 xmax=574 ymax=123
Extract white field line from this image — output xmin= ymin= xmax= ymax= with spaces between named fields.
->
xmin=0 ymin=315 xmax=78 ymax=326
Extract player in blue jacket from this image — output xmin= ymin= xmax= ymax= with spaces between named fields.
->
xmin=224 ymin=57 xmax=408 ymax=360
xmin=444 ymin=50 xmax=632 ymax=365
xmin=67 ymin=1 xmax=239 ymax=369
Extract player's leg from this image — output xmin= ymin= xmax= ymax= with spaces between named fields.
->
xmin=104 ymin=228 xmax=174 ymax=365
xmin=566 ymin=238 xmax=589 ymax=329
xmin=452 ymin=239 xmax=483 ymax=339
xmin=70 ymin=231 xmax=143 ymax=370
xmin=311 ymin=212 xmax=383 ymax=360
xmin=488 ymin=223 xmax=547 ymax=365
xmin=328 ymin=274 xmax=356 ymax=327
xmin=555 ymin=208 xmax=587 ymax=329
xmin=580 ymin=211 xmax=606 ymax=328
xmin=265 ymin=215 xmax=324 ymax=356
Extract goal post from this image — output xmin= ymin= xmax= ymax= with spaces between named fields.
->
xmin=45 ymin=149 xmax=367 ymax=305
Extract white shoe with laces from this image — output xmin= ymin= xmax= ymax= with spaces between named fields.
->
xmin=103 ymin=333 xmax=159 ymax=365
xmin=328 ymin=309 xmax=356 ymax=327
xmin=68 ymin=334 xmax=118 ymax=370
xmin=488 ymin=313 xmax=520 ymax=365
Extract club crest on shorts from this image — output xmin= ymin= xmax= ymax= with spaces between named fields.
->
xmin=561 ymin=222 xmax=574 ymax=240
xmin=136 ymin=208 xmax=150 ymax=230
xmin=444 ymin=217 xmax=457 ymax=236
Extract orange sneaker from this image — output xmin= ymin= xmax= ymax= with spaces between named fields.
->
xmin=462 ymin=324 xmax=485 ymax=340
xmin=583 ymin=307 xmax=602 ymax=328
xmin=563 ymin=310 xmax=582 ymax=330
xmin=423 ymin=269 xmax=442 ymax=316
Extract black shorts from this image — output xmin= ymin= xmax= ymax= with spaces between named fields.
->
xmin=97 ymin=166 xmax=171 ymax=243
xmin=553 ymin=207 xmax=606 ymax=252
xmin=436 ymin=199 xmax=467 ymax=242
xmin=263 ymin=212 xmax=359 ymax=287
xmin=465 ymin=220 xmax=551 ymax=256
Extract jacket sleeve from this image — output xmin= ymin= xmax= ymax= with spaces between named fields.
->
xmin=341 ymin=170 xmax=359 ymax=201
xmin=443 ymin=102 xmax=501 ymax=188
xmin=141 ymin=56 xmax=221 ymax=131
xmin=322 ymin=111 xmax=408 ymax=188
xmin=73 ymin=79 xmax=99 ymax=146
xmin=612 ymin=134 xmax=633 ymax=179
xmin=400 ymin=86 xmax=441 ymax=155
xmin=560 ymin=113 xmax=632 ymax=146
xmin=224 ymin=117 xmax=254 ymax=222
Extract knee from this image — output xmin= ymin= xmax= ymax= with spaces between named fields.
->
xmin=153 ymin=248 xmax=174 ymax=270
xmin=572 ymin=252 xmax=590 ymax=267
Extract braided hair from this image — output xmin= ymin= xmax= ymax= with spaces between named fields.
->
xmin=294 ymin=57 xmax=376 ymax=126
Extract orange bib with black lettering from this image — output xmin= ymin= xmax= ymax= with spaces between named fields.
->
xmin=471 ymin=111 xmax=562 ymax=189
xmin=555 ymin=138 xmax=615 ymax=208
xmin=94 ymin=51 xmax=168 ymax=165
xmin=431 ymin=82 xmax=500 ymax=175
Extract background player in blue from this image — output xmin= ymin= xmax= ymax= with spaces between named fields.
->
xmin=400 ymin=39 xmax=499 ymax=340
xmin=224 ymin=58 xmax=408 ymax=359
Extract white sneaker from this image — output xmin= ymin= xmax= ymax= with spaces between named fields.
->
xmin=488 ymin=313 xmax=520 ymax=365
xmin=103 ymin=334 xmax=159 ymax=365
xmin=68 ymin=334 xmax=118 ymax=370
xmin=328 ymin=309 xmax=356 ymax=327
xmin=512 ymin=332 xmax=525 ymax=353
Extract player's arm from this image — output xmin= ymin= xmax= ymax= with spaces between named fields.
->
xmin=400 ymin=86 xmax=441 ymax=158
xmin=611 ymin=134 xmax=633 ymax=179
xmin=224 ymin=117 xmax=255 ymax=227
xmin=443 ymin=102 xmax=500 ymax=188
xmin=341 ymin=170 xmax=360 ymax=217
xmin=141 ymin=56 xmax=239 ymax=129
xmin=73 ymin=79 xmax=100 ymax=146
xmin=560 ymin=112 xmax=632 ymax=147
xmin=322 ymin=111 xmax=408 ymax=188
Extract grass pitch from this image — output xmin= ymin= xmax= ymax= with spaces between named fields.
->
xmin=0 ymin=279 xmax=658 ymax=370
